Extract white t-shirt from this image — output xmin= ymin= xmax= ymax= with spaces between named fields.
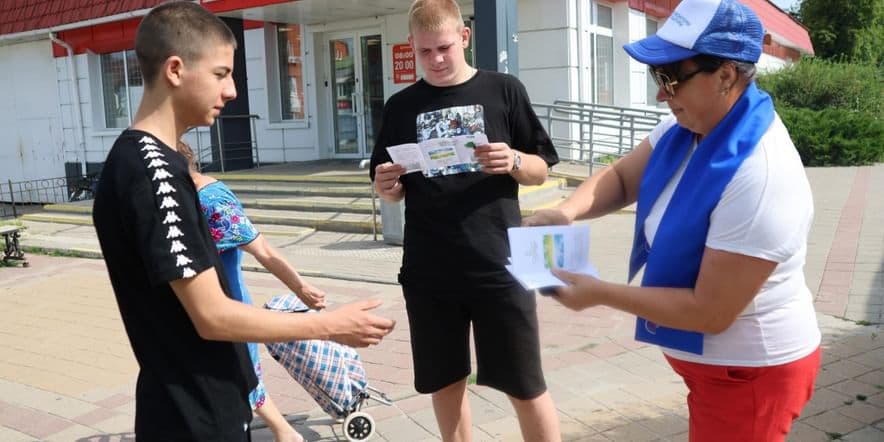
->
xmin=644 ymin=115 xmax=821 ymax=367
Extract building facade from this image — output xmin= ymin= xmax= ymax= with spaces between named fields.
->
xmin=0 ymin=0 xmax=813 ymax=184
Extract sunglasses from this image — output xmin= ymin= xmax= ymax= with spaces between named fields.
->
xmin=649 ymin=66 xmax=707 ymax=97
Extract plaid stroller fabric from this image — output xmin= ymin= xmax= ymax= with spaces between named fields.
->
xmin=264 ymin=294 xmax=369 ymax=419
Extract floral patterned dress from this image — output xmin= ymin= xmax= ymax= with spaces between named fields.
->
xmin=198 ymin=180 xmax=267 ymax=410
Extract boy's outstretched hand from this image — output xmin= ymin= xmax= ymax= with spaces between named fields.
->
xmin=324 ymin=299 xmax=396 ymax=347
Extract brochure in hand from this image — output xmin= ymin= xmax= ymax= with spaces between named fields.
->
xmin=504 ymin=225 xmax=598 ymax=294
xmin=385 ymin=104 xmax=488 ymax=178
xmin=386 ymin=133 xmax=488 ymax=178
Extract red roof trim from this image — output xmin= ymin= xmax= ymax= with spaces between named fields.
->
xmin=739 ymin=0 xmax=813 ymax=54
xmin=0 ymin=1 xmax=164 ymax=37
xmin=51 ymin=17 xmax=141 ymax=57
xmin=200 ymin=0 xmax=297 ymax=14
xmin=627 ymin=0 xmax=813 ymax=55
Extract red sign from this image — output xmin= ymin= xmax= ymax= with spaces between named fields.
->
xmin=392 ymin=43 xmax=416 ymax=84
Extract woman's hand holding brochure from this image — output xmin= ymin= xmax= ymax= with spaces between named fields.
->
xmin=504 ymin=225 xmax=598 ymax=296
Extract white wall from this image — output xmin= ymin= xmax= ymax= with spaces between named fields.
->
xmin=757 ymin=52 xmax=790 ymax=73
xmin=53 ymin=50 xmax=130 ymax=172
xmin=625 ymin=7 xmax=652 ymax=108
xmin=0 ymin=39 xmax=65 ymax=183
xmin=611 ymin=1 xmax=633 ymax=107
xmin=244 ymin=27 xmax=319 ymax=163
xmin=517 ymin=0 xmax=574 ymax=105
xmin=1 ymin=1 xmax=805 ymax=183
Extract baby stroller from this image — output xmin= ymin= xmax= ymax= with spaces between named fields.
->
xmin=264 ymin=294 xmax=393 ymax=441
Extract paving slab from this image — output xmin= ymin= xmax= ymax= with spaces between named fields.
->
xmin=0 ymin=164 xmax=881 ymax=440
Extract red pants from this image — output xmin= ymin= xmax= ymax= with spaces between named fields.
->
xmin=666 ymin=346 xmax=820 ymax=442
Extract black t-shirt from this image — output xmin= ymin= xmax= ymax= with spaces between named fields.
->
xmin=92 ymin=129 xmax=256 ymax=440
xmin=370 ymin=71 xmax=559 ymax=292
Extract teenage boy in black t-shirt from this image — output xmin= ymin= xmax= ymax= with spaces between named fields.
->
xmin=92 ymin=3 xmax=395 ymax=440
xmin=369 ymin=1 xmax=561 ymax=440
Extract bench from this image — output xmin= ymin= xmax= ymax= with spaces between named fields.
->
xmin=0 ymin=225 xmax=28 ymax=267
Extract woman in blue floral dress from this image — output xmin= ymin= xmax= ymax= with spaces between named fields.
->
xmin=181 ymin=142 xmax=326 ymax=442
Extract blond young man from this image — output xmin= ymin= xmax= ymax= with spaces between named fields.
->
xmin=370 ymin=1 xmax=561 ymax=440
xmin=92 ymin=3 xmax=394 ymax=440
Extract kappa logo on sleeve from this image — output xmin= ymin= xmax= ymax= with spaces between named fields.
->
xmin=162 ymin=211 xmax=182 ymax=224
xmin=167 ymin=225 xmax=184 ymax=239
xmin=152 ymin=169 xmax=173 ymax=181
xmin=160 ymin=196 xmax=179 ymax=209
xmin=156 ymin=182 xmax=176 ymax=195
xmin=137 ymin=136 xmax=199 ymax=280
xmin=147 ymin=159 xmax=169 ymax=168
xmin=170 ymin=240 xmax=188 ymax=253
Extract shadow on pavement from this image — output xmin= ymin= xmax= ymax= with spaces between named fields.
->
xmin=76 ymin=433 xmax=135 ymax=442
xmin=320 ymin=240 xmax=398 ymax=251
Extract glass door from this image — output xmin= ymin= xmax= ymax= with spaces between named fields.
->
xmin=328 ymin=31 xmax=384 ymax=158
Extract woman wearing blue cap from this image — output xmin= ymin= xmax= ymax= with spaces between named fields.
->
xmin=524 ymin=0 xmax=820 ymax=440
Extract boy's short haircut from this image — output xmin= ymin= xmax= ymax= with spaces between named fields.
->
xmin=408 ymin=0 xmax=464 ymax=34
xmin=135 ymin=1 xmax=237 ymax=87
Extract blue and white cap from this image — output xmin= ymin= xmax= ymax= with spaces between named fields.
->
xmin=623 ymin=0 xmax=764 ymax=65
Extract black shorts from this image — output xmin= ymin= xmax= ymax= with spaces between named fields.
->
xmin=402 ymin=285 xmax=547 ymax=400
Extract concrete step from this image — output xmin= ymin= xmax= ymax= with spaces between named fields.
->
xmin=23 ymin=210 xmax=379 ymax=234
xmin=23 ymin=177 xmax=570 ymax=234
xmin=16 ymin=220 xmax=317 ymax=261
xmin=212 ymin=172 xmax=370 ymax=185
xmin=225 ymin=182 xmax=372 ymax=198
xmin=241 ymin=196 xmax=378 ymax=214
xmin=42 ymin=195 xmax=380 ymax=215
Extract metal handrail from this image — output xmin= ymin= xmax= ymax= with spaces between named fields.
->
xmin=532 ymin=100 xmax=668 ymax=175
xmin=1 ymin=174 xmax=97 ymax=219
xmin=195 ymin=114 xmax=261 ymax=172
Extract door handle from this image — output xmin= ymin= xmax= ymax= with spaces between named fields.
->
xmin=351 ymin=92 xmax=362 ymax=116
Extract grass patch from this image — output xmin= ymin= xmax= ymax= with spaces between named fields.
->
xmin=856 ymin=394 xmax=867 ymax=401
xmin=466 ymin=374 xmax=477 ymax=385
xmin=856 ymin=320 xmax=873 ymax=326
xmin=843 ymin=399 xmax=854 ymax=405
xmin=0 ymin=219 xmax=25 ymax=228
xmin=826 ymin=432 xmax=843 ymax=440
xmin=594 ymin=154 xmax=619 ymax=165
xmin=22 ymin=246 xmax=102 ymax=260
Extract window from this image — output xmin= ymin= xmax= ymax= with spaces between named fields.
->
xmin=100 ymin=50 xmax=143 ymax=129
xmin=276 ymin=24 xmax=307 ymax=121
xmin=590 ymin=3 xmax=613 ymax=104
xmin=645 ymin=19 xmax=666 ymax=107
xmin=463 ymin=18 xmax=476 ymax=66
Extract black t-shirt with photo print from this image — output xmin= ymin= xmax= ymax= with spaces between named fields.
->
xmin=370 ymin=70 xmax=559 ymax=292
xmin=92 ymin=129 xmax=256 ymax=440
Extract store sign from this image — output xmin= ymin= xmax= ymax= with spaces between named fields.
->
xmin=392 ymin=43 xmax=416 ymax=84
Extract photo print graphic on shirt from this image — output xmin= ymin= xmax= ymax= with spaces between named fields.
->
xmin=138 ymin=135 xmax=197 ymax=279
xmin=415 ymin=104 xmax=485 ymax=177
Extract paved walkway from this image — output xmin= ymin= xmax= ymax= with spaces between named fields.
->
xmin=0 ymin=165 xmax=881 ymax=441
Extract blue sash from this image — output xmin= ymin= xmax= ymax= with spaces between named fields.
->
xmin=628 ymin=82 xmax=774 ymax=355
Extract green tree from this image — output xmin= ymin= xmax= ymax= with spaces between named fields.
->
xmin=797 ymin=0 xmax=883 ymax=66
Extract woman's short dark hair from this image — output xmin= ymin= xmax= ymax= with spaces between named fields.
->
xmin=656 ymin=54 xmax=757 ymax=83
xmin=135 ymin=1 xmax=237 ymax=87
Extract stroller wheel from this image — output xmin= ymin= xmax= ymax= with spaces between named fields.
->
xmin=343 ymin=411 xmax=375 ymax=441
